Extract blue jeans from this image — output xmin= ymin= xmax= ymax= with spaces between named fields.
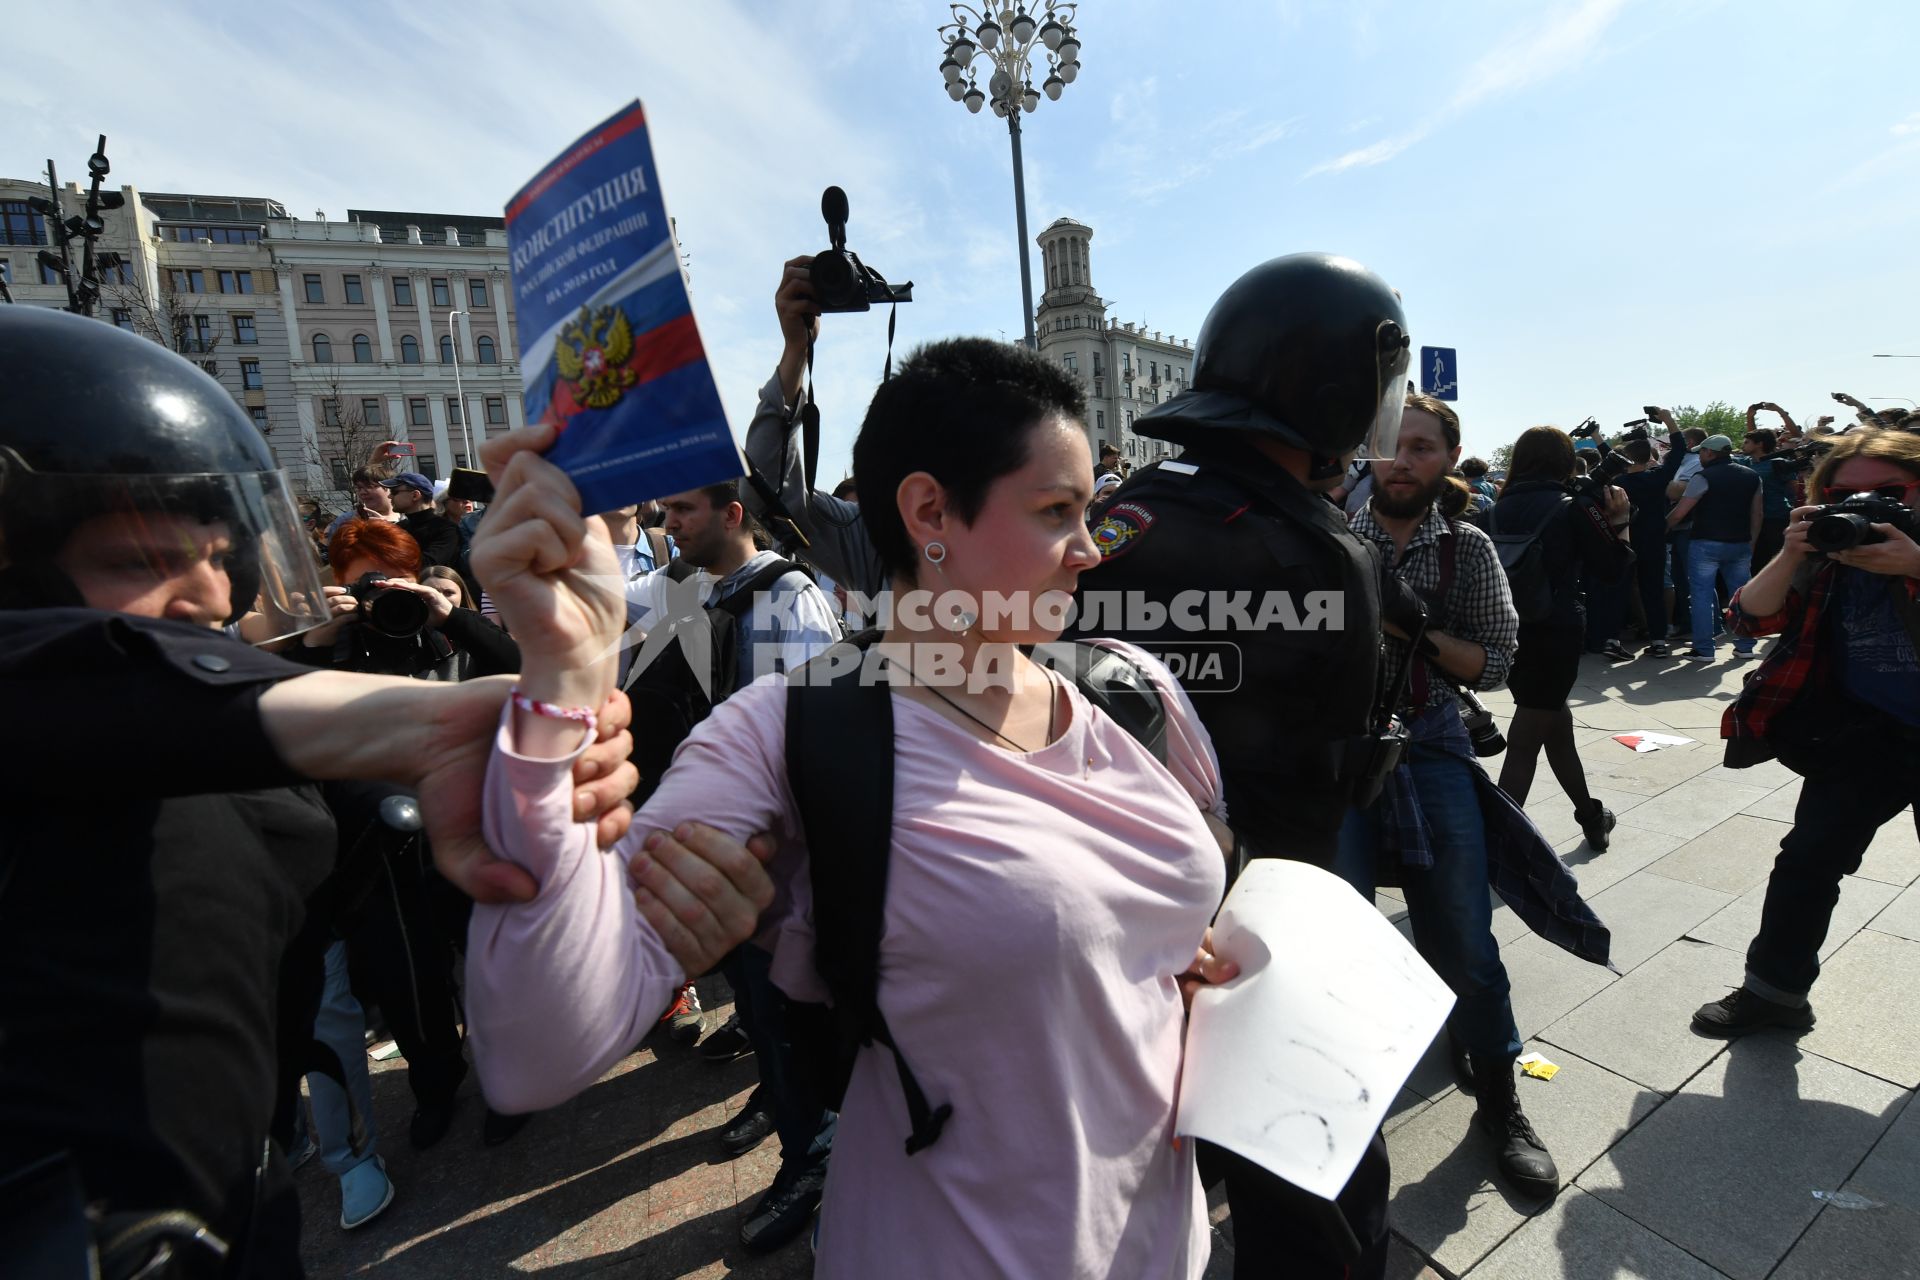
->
xmin=726 ymin=944 xmax=835 ymax=1175
xmin=307 ymin=940 xmax=378 ymax=1178
xmin=1334 ymin=741 xmax=1523 ymax=1065
xmin=1687 ymin=539 xmax=1754 ymax=656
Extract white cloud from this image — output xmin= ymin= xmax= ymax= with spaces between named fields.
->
xmin=1304 ymin=0 xmax=1630 ymax=177
xmin=1893 ymin=112 xmax=1920 ymax=137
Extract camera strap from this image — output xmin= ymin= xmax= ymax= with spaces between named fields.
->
xmin=798 ymin=305 xmax=900 ymax=495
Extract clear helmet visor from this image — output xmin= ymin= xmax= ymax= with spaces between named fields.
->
xmin=4 ymin=464 xmax=330 ymax=643
xmin=1351 ymin=322 xmax=1413 ymax=462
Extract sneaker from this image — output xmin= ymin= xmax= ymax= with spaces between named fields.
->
xmin=741 ymin=1163 xmax=827 ymax=1253
xmin=1682 ymin=651 xmax=1715 ymax=663
xmin=698 ymin=1012 xmax=754 ymax=1064
xmin=1731 ymin=647 xmax=1757 ymax=661
xmin=1645 ymin=641 xmax=1671 ymax=658
xmin=1472 ymin=1061 xmax=1559 ymax=1199
xmin=720 ymin=1089 xmax=774 ymax=1158
xmin=1601 ymin=640 xmax=1633 ymax=661
xmin=659 ymin=983 xmax=703 ymax=1046
xmin=1573 ymin=799 xmax=1616 ymax=852
xmin=339 ymin=1156 xmax=395 ymax=1230
xmin=1691 ymin=987 xmax=1815 ymax=1038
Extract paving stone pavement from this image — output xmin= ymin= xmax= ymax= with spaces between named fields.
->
xmin=295 ymin=653 xmax=1916 ymax=1278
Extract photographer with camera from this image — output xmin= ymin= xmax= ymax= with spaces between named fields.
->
xmin=1489 ymin=428 xmax=1632 ymax=845
xmin=1740 ymin=411 xmax=1799 ymax=573
xmin=740 ymin=191 xmax=911 ymax=601
xmin=1665 ymin=434 xmax=1762 ymax=662
xmin=1614 ymin=419 xmax=1687 ymax=655
xmin=1701 ymin=428 xmax=1920 ymax=1035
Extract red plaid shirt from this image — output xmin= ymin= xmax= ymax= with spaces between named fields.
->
xmin=1722 ymin=563 xmax=1920 ymax=765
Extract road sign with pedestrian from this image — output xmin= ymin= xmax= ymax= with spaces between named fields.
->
xmin=1421 ymin=346 xmax=1458 ymax=401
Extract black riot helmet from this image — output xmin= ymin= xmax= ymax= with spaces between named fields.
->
xmin=0 ymin=306 xmax=327 ymax=638
xmin=1136 ymin=253 xmax=1411 ymax=465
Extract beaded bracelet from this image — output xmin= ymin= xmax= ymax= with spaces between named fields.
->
xmin=510 ymin=687 xmax=598 ymax=734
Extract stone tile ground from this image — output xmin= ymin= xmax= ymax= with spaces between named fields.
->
xmin=298 ymin=654 xmax=1918 ymax=1277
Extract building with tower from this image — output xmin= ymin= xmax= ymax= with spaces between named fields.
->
xmin=1033 ymin=217 xmax=1190 ymax=469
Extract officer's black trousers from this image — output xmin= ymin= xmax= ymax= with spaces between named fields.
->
xmin=345 ymin=849 xmax=472 ymax=1109
xmin=1198 ymin=1132 xmax=1390 ymax=1280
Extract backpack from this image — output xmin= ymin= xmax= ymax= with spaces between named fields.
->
xmin=622 ymin=556 xmax=805 ymax=803
xmin=1486 ymin=496 xmax=1567 ymax=625
xmin=783 ymin=635 xmax=1168 ymax=1156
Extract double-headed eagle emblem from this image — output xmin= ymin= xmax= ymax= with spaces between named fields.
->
xmin=553 ymin=305 xmax=638 ymax=410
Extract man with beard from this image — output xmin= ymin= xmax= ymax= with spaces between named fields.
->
xmin=1337 ymin=395 xmax=1560 ymax=1199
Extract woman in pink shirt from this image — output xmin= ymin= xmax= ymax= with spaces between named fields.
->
xmin=467 ymin=339 xmax=1235 ymax=1278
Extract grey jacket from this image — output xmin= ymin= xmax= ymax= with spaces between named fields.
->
xmin=741 ymin=372 xmax=887 ymax=598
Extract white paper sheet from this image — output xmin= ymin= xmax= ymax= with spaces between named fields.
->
xmin=1611 ymin=731 xmax=1694 ymax=753
xmin=1175 ymin=859 xmax=1455 ymax=1200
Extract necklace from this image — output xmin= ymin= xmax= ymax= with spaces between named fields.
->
xmin=883 ymin=657 xmax=1057 ymax=753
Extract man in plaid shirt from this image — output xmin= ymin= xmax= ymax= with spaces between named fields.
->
xmin=1334 ymin=396 xmax=1560 ymax=1199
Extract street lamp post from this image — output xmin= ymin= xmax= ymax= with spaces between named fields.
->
xmin=446 ymin=308 xmax=472 ymax=463
xmin=938 ymin=3 xmax=1082 ymax=349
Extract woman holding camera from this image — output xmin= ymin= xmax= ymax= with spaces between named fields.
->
xmin=1698 ymin=429 xmax=1920 ymax=1035
xmin=463 ymin=340 xmax=1239 ymax=1278
xmin=1489 ymin=427 xmax=1633 ymax=848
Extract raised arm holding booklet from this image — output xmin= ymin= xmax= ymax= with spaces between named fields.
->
xmin=505 ymin=100 xmax=743 ymax=515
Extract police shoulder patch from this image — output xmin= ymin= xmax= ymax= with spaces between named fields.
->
xmin=1091 ymin=501 xmax=1156 ymax=560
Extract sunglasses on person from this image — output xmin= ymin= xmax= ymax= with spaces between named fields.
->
xmin=1848 ymin=480 xmax=1920 ymax=504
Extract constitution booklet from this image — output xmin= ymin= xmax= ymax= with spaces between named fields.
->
xmin=506 ymin=100 xmax=742 ymax=515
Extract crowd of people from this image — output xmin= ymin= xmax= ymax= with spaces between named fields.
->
xmin=3 ymin=244 xmax=1919 ymax=1280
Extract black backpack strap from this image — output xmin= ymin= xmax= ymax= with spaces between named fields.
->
xmin=786 ymin=635 xmax=952 ymax=1155
xmin=1033 ymin=640 xmax=1167 ymax=762
xmin=713 ymin=557 xmax=801 ymax=620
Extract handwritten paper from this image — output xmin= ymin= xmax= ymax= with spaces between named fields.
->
xmin=1176 ymin=859 xmax=1455 ymax=1200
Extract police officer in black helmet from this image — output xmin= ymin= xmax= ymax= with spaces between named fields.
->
xmin=1071 ymin=253 xmax=1413 ymax=1279
xmin=0 ymin=308 xmax=770 ymax=1276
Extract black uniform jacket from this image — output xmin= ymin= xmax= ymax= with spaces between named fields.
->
xmin=0 ymin=609 xmax=331 ymax=1276
xmin=1072 ymin=439 xmax=1385 ymax=867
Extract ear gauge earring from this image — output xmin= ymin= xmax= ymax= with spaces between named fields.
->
xmin=923 ymin=541 xmax=947 ymax=564
xmin=921 ymin=541 xmax=975 ymax=631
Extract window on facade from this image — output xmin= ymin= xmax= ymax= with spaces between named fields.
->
xmin=1121 ymin=352 xmax=1131 ymax=373
xmin=159 ymin=225 xmax=261 ymax=244
xmin=240 ymin=359 xmax=262 ymax=390
xmin=361 ymin=398 xmax=383 ymax=427
xmin=322 ymin=400 xmax=341 ymax=427
xmin=112 ymin=307 xmax=133 ymax=331
xmin=232 ymin=314 xmax=256 ymax=345
xmin=1096 ymin=410 xmax=1106 ymax=431
xmin=393 ymin=275 xmax=412 ymax=306
xmin=168 ymin=268 xmax=206 ymax=294
xmin=416 ymin=453 xmax=437 ymax=478
xmin=40 ymin=259 xmax=64 ymax=285
xmin=475 ymin=335 xmax=496 ymax=364
xmin=248 ymin=405 xmax=269 ymax=432
xmin=1063 ymin=353 xmax=1077 ymax=373
xmin=181 ymin=314 xmax=213 ymax=353
xmin=1092 ymin=352 xmax=1103 ymax=375
xmin=100 ymin=260 xmax=133 ymax=285
xmin=1 ymin=200 xmax=46 ymax=246
xmin=312 ymin=334 xmax=332 ymax=362
xmin=303 ymin=273 xmax=324 ymax=303
xmin=447 ymin=396 xmax=463 ymax=426
xmin=329 ymin=457 xmax=352 ymax=488
xmin=343 ymin=274 xmax=364 ymax=305
xmin=408 ymin=398 xmax=429 ymax=427
xmin=351 ymin=334 xmax=372 ymax=363
xmin=399 ymin=334 xmax=420 ymax=364
xmin=430 ymin=277 xmax=450 ymax=307
xmin=218 ymin=269 xmax=253 ymax=294
xmin=469 ymin=277 xmax=488 ymax=308
xmin=439 ymin=334 xmax=455 ymax=364
xmin=485 ymin=396 xmax=506 ymax=425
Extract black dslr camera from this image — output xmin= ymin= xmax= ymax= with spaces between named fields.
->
xmin=348 ymin=571 xmax=430 ymax=640
xmin=1569 ymin=417 xmax=1600 ymax=440
xmin=1805 ymin=493 xmax=1919 ymax=554
xmin=811 ymin=186 xmax=913 ymax=313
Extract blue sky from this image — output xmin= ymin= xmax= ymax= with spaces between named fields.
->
xmin=6 ymin=0 xmax=1918 ymax=471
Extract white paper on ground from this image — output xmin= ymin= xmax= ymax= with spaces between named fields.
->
xmin=1175 ymin=858 xmax=1455 ymax=1201
xmin=1611 ymin=730 xmax=1694 ymax=753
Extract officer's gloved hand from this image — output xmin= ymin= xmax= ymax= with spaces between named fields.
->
xmin=1380 ymin=573 xmax=1427 ymax=643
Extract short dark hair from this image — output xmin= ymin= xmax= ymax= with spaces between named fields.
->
xmin=1459 ymin=456 xmax=1488 ymax=478
xmin=1683 ymin=428 xmax=1707 ymax=446
xmin=697 ymin=479 xmax=741 ymax=510
xmin=1506 ymin=426 xmax=1576 ymax=486
xmin=1619 ymin=438 xmax=1653 ymax=465
xmin=1748 ymin=428 xmax=1778 ymax=452
xmin=350 ymin=466 xmax=385 ymax=486
xmin=853 ymin=338 xmax=1085 ymax=583
xmin=832 ymin=477 xmax=858 ymax=502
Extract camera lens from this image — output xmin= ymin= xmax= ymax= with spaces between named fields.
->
xmin=1806 ymin=511 xmax=1870 ymax=553
xmin=811 ymin=252 xmax=856 ymax=309
xmin=365 ymin=586 xmax=430 ymax=638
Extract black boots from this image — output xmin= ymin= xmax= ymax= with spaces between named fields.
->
xmin=1473 ymin=1058 xmax=1559 ymax=1199
xmin=1573 ymin=798 xmax=1616 ymax=851
xmin=1692 ymin=987 xmax=1815 ymax=1038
